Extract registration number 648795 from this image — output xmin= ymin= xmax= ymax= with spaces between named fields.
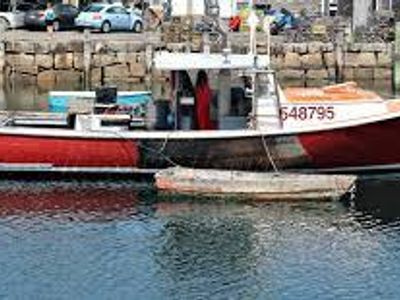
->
xmin=280 ymin=106 xmax=335 ymax=121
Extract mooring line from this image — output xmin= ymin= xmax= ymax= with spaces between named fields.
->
xmin=101 ymin=127 xmax=180 ymax=167
xmin=261 ymin=134 xmax=279 ymax=174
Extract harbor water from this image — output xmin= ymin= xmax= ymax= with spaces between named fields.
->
xmin=0 ymin=79 xmax=400 ymax=299
xmin=1 ymin=177 xmax=400 ymax=299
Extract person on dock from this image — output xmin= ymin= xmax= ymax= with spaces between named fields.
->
xmin=45 ymin=2 xmax=55 ymax=33
xmin=229 ymin=15 xmax=241 ymax=32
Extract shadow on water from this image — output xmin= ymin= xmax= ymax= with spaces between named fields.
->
xmin=351 ymin=174 xmax=400 ymax=226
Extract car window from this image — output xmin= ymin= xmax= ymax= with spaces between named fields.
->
xmin=114 ymin=7 xmax=127 ymax=14
xmin=53 ymin=4 xmax=63 ymax=14
xmin=16 ymin=3 xmax=33 ymax=11
xmin=69 ymin=6 xmax=79 ymax=15
xmin=35 ymin=4 xmax=46 ymax=10
xmin=60 ymin=5 xmax=70 ymax=13
xmin=106 ymin=6 xmax=127 ymax=14
xmin=106 ymin=7 xmax=117 ymax=14
xmin=84 ymin=5 xmax=103 ymax=12
xmin=62 ymin=5 xmax=77 ymax=14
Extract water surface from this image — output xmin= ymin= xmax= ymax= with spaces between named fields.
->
xmin=0 ymin=178 xmax=400 ymax=299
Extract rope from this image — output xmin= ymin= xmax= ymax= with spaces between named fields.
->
xmin=0 ymin=111 xmax=15 ymax=126
xmin=93 ymin=123 xmax=180 ymax=168
xmin=136 ymin=132 xmax=180 ymax=167
xmin=261 ymin=134 xmax=279 ymax=174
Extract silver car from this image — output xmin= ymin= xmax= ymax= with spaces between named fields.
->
xmin=0 ymin=10 xmax=25 ymax=30
xmin=75 ymin=3 xmax=143 ymax=33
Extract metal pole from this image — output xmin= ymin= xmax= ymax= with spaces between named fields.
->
xmin=83 ymin=29 xmax=92 ymax=90
xmin=392 ymin=22 xmax=400 ymax=91
xmin=352 ymin=0 xmax=373 ymax=31
xmin=248 ymin=0 xmax=257 ymax=55
xmin=11 ymin=0 xmax=16 ymax=14
xmin=188 ymin=0 xmax=193 ymax=15
xmin=321 ymin=0 xmax=329 ymax=16
xmin=266 ymin=17 xmax=270 ymax=59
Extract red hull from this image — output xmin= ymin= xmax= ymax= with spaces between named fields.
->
xmin=0 ymin=115 xmax=400 ymax=173
xmin=0 ymin=135 xmax=139 ymax=168
xmin=298 ymin=117 xmax=400 ymax=170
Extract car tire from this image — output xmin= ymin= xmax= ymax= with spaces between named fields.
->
xmin=53 ymin=20 xmax=60 ymax=32
xmin=132 ymin=21 xmax=142 ymax=33
xmin=0 ymin=18 xmax=10 ymax=31
xmin=101 ymin=21 xmax=111 ymax=33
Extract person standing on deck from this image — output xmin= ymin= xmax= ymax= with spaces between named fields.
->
xmin=195 ymin=70 xmax=214 ymax=130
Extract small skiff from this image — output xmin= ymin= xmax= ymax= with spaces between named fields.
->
xmin=155 ymin=167 xmax=357 ymax=201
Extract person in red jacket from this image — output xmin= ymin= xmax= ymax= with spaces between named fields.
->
xmin=229 ymin=15 xmax=241 ymax=32
xmin=195 ymin=70 xmax=214 ymax=130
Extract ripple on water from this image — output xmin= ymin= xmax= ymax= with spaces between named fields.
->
xmin=0 ymin=179 xmax=399 ymax=299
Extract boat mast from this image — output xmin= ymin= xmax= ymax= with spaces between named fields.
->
xmin=248 ymin=0 xmax=258 ymax=56
xmin=247 ymin=0 xmax=258 ymax=129
xmin=247 ymin=1 xmax=282 ymax=131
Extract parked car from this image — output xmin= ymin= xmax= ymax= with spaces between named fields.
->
xmin=0 ymin=7 xmax=26 ymax=30
xmin=75 ymin=3 xmax=143 ymax=33
xmin=16 ymin=2 xmax=39 ymax=12
xmin=25 ymin=3 xmax=79 ymax=31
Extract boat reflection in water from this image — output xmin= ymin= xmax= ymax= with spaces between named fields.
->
xmin=0 ymin=180 xmax=142 ymax=222
xmin=1 ymin=177 xmax=400 ymax=224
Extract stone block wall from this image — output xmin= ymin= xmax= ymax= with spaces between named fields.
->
xmin=0 ymin=36 xmax=394 ymax=91
xmin=2 ymin=39 xmax=151 ymax=90
xmin=265 ymin=41 xmax=393 ymax=81
xmin=266 ymin=0 xmax=321 ymax=15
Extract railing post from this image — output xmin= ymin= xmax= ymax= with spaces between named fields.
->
xmin=0 ymin=26 xmax=5 ymax=86
xmin=334 ymin=25 xmax=345 ymax=83
xmin=393 ymin=22 xmax=400 ymax=91
xmin=83 ymin=29 xmax=92 ymax=89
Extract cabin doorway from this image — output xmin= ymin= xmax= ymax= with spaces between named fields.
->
xmin=154 ymin=70 xmax=253 ymax=131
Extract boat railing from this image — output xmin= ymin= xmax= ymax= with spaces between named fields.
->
xmin=0 ymin=111 xmax=72 ymax=128
xmin=0 ymin=111 xmax=146 ymax=131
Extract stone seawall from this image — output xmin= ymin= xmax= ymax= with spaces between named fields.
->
xmin=2 ymin=38 xmax=153 ymax=90
xmin=0 ymin=34 xmax=394 ymax=90
xmin=267 ymin=42 xmax=393 ymax=81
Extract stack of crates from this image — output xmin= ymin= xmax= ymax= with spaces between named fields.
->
xmin=162 ymin=16 xmax=202 ymax=46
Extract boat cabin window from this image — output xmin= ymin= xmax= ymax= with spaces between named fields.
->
xmin=153 ymin=70 xmax=253 ymax=131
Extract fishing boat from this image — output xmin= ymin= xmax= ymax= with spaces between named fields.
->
xmin=0 ymin=11 xmax=400 ymax=175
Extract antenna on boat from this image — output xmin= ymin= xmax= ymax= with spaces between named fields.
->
xmin=246 ymin=0 xmax=259 ymax=129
